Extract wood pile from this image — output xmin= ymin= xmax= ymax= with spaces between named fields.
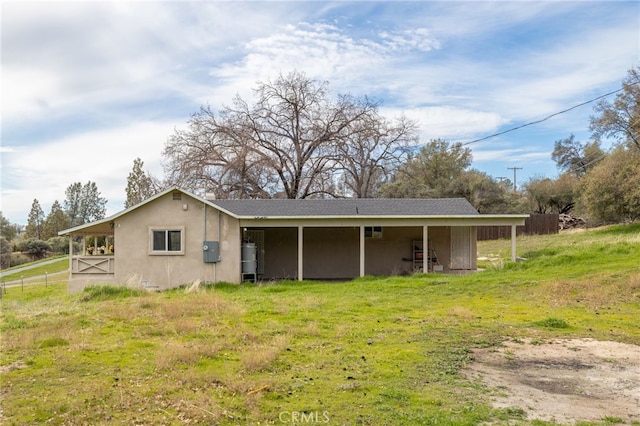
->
xmin=559 ymin=214 xmax=586 ymax=230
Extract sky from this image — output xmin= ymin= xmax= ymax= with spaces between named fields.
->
xmin=1 ymin=0 xmax=639 ymax=225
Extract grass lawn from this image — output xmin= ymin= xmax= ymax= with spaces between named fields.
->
xmin=1 ymin=256 xmax=69 ymax=282
xmin=1 ymin=224 xmax=639 ymax=425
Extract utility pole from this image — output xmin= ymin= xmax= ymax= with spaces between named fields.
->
xmin=507 ymin=167 xmax=522 ymax=192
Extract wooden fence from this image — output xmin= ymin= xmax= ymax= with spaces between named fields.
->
xmin=477 ymin=214 xmax=559 ymax=241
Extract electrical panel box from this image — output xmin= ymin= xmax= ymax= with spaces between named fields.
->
xmin=203 ymin=241 xmax=220 ymax=263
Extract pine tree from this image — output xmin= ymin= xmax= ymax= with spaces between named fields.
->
xmin=64 ymin=181 xmax=107 ymax=226
xmin=43 ymin=200 xmax=71 ymax=240
xmin=125 ymin=158 xmax=158 ymax=208
xmin=25 ymin=199 xmax=45 ymax=239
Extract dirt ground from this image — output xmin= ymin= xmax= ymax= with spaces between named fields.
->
xmin=464 ymin=338 xmax=640 ymax=424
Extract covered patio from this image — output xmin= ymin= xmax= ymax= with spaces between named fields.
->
xmin=64 ymin=221 xmax=116 ymax=282
xmin=238 ymin=215 xmax=525 ymax=282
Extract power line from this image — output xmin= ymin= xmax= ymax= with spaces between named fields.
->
xmin=562 ymin=152 xmax=608 ymax=176
xmin=460 ymin=85 xmax=635 ymax=147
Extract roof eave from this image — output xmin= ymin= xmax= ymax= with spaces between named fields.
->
xmin=58 ymin=186 xmax=242 ymax=236
xmin=234 ymin=214 xmax=529 ymax=220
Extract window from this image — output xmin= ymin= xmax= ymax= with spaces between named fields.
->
xmin=365 ymin=226 xmax=383 ymax=238
xmin=150 ymin=228 xmax=184 ymax=254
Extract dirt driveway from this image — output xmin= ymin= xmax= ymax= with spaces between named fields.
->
xmin=464 ymin=338 xmax=640 ymax=424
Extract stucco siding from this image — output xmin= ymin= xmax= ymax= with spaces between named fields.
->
xmin=363 ymin=226 xmax=451 ymax=275
xmin=261 ymin=228 xmax=298 ymax=280
xmin=303 ymin=227 xmax=360 ymax=279
xmin=430 ymin=227 xmax=451 ymax=272
xmin=111 ymin=192 xmax=241 ymax=290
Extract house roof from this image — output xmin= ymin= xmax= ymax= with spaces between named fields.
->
xmin=209 ymin=198 xmax=480 ymax=217
xmin=59 ymin=186 xmax=528 ymax=235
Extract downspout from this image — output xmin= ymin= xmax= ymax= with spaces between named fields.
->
xmin=203 ymin=202 xmax=207 ymax=241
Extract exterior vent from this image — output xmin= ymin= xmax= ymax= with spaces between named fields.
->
xmin=172 ymin=192 xmax=182 ymax=200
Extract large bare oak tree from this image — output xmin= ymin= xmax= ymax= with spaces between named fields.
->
xmin=163 ymin=71 xmax=416 ymax=199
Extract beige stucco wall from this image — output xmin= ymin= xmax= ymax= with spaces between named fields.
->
xmin=106 ymin=192 xmax=241 ymax=290
xmin=68 ymin=275 xmax=117 ymax=293
xmin=304 ymin=227 xmax=360 ymax=279
xmin=364 ymin=226 xmax=451 ymax=275
xmin=261 ymin=228 xmax=298 ymax=279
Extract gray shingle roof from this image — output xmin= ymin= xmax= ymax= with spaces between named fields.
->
xmin=209 ymin=198 xmax=479 ymax=217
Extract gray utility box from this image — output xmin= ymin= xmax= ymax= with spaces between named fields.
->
xmin=203 ymin=241 xmax=220 ymax=263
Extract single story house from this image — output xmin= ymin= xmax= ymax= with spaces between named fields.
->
xmin=59 ymin=187 xmax=529 ymax=293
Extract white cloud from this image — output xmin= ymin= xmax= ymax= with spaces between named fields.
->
xmin=473 ymin=148 xmax=550 ymax=164
xmin=386 ymin=106 xmax=507 ymax=141
xmin=378 ymin=27 xmax=441 ymax=52
xmin=1 ymin=121 xmax=172 ymax=222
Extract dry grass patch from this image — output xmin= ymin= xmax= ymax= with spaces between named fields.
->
xmin=240 ymin=334 xmax=288 ymax=373
xmin=539 ymin=272 xmax=640 ymax=309
xmin=302 ymin=321 xmax=321 ymax=337
xmin=447 ymin=306 xmax=476 ymax=319
xmin=155 ymin=339 xmax=224 ymax=370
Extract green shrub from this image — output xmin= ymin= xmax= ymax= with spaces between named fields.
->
xmin=0 ymin=315 xmax=28 ymax=331
xmin=40 ymin=336 xmax=69 ymax=348
xmin=79 ymin=285 xmax=145 ymax=302
xmin=534 ymin=317 xmax=570 ymax=329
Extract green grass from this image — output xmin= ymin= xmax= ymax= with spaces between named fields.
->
xmin=1 ymin=224 xmax=639 ymax=425
xmin=0 ymin=256 xmax=69 ymax=281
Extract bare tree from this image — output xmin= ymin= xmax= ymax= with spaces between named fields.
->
xmin=164 ymin=106 xmax=275 ymax=199
xmin=590 ymin=66 xmax=640 ymax=150
xmin=163 ymin=71 xmax=392 ymax=199
xmin=337 ymin=114 xmax=417 ymax=198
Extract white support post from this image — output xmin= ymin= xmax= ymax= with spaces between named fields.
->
xmin=68 ymin=236 xmax=73 ymax=276
xmin=360 ymin=225 xmax=365 ymax=277
xmin=423 ymin=225 xmax=429 ymax=273
xmin=298 ymin=226 xmax=304 ymax=281
xmin=511 ymin=224 xmax=517 ymax=262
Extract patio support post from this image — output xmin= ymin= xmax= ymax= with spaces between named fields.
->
xmin=67 ymin=236 xmax=73 ymax=276
xmin=298 ymin=226 xmax=304 ymax=281
xmin=511 ymin=224 xmax=517 ymax=262
xmin=359 ymin=225 xmax=365 ymax=277
xmin=423 ymin=225 xmax=429 ymax=273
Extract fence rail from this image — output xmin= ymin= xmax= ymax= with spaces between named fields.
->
xmin=72 ymin=256 xmax=115 ymax=274
xmin=478 ymin=214 xmax=559 ymax=241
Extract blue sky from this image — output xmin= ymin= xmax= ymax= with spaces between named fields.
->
xmin=1 ymin=1 xmax=638 ymax=224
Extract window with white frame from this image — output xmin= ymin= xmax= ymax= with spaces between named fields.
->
xmin=150 ymin=227 xmax=184 ymax=254
xmin=364 ymin=226 xmax=383 ymax=238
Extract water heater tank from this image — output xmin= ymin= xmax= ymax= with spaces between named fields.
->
xmin=241 ymin=242 xmax=257 ymax=274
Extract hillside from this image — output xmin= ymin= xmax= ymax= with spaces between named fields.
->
xmin=1 ymin=224 xmax=639 ymax=425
